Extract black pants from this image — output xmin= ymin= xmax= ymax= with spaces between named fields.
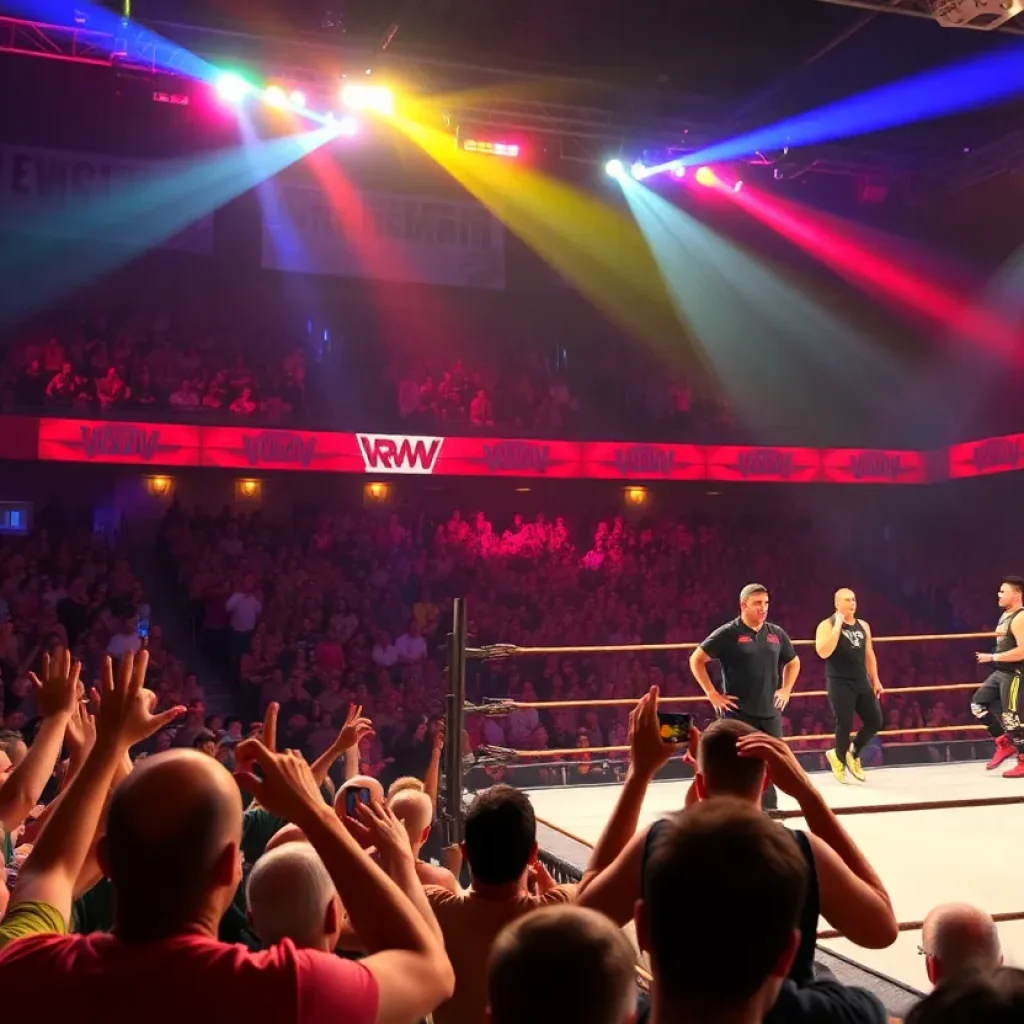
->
xmin=973 ymin=669 xmax=1024 ymax=749
xmin=827 ymin=678 xmax=883 ymax=760
xmin=725 ymin=710 xmax=782 ymax=811
xmin=972 ymin=671 xmax=1008 ymax=740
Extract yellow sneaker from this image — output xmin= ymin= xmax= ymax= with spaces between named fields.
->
xmin=846 ymin=751 xmax=866 ymax=782
xmin=826 ymin=749 xmax=847 ymax=784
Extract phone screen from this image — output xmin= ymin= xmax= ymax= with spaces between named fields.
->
xmin=137 ymin=616 xmax=150 ymax=639
xmin=657 ymin=712 xmax=692 ymax=747
xmin=344 ymin=786 xmax=371 ymax=817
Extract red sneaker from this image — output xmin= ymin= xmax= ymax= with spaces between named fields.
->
xmin=1002 ymin=754 xmax=1024 ymax=778
xmin=987 ymin=735 xmax=1017 ymax=770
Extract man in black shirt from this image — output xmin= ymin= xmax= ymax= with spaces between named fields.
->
xmin=689 ymin=583 xmax=800 ymax=810
xmin=815 ymin=589 xmax=884 ymax=785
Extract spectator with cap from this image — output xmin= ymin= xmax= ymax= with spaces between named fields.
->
xmin=920 ymin=903 xmax=1002 ymax=988
xmin=488 ymin=906 xmax=637 ymax=1024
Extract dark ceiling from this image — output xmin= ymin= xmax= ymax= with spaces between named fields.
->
xmin=141 ymin=0 xmax=1006 ymax=93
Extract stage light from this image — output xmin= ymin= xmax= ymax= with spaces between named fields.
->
xmin=341 ymin=83 xmax=394 ymax=115
xmin=463 ymin=139 xmax=520 ymax=158
xmin=695 ymin=166 xmax=716 ymax=186
xmin=334 ymin=115 xmax=359 ymax=136
xmin=630 ymin=161 xmax=646 ymax=180
xmin=672 ymin=165 xmax=686 ymax=179
xmin=215 ymin=72 xmax=249 ymax=104
xmin=733 ymin=180 xmax=744 ymax=193
xmin=289 ymin=89 xmax=306 ymax=109
xmin=605 ymin=158 xmax=625 ymax=178
xmin=264 ymin=85 xmax=287 ymax=109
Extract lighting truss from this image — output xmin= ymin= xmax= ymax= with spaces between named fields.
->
xmin=810 ymin=0 xmax=1024 ymax=34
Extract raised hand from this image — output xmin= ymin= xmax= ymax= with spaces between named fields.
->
xmin=29 ymin=648 xmax=81 ymax=720
xmin=628 ymin=686 xmax=674 ymax=779
xmin=233 ymin=740 xmax=324 ymax=823
xmin=263 ymin=702 xmax=279 ymax=753
xmin=336 ymin=704 xmax=374 ymax=752
xmin=354 ymin=800 xmax=414 ymax=868
xmin=95 ymin=651 xmax=187 ymax=750
xmin=64 ymin=688 xmax=97 ymax=762
xmin=735 ymin=732 xmax=811 ymax=799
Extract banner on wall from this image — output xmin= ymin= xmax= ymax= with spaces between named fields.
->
xmin=821 ymin=448 xmax=928 ymax=485
xmin=706 ymin=446 xmax=821 ymax=483
xmin=582 ymin=441 xmax=706 ymax=481
xmin=38 ymin=419 xmax=202 ymax=466
xmin=0 ymin=144 xmax=214 ymax=254
xmin=20 ymin=414 xmax=1015 ymax=485
xmin=948 ymin=432 xmax=1024 ymax=479
xmin=260 ymin=183 xmax=505 ymax=289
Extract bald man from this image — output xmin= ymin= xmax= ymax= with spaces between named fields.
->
xmin=0 ymin=748 xmax=453 ymax=1023
xmin=247 ymin=843 xmax=344 ymax=952
xmin=921 ymin=903 xmax=1002 ymax=987
xmin=815 ymin=589 xmax=884 ymax=784
xmin=387 ymin=788 xmax=460 ymax=894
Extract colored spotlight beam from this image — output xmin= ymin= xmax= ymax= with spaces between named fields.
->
xmin=341 ymin=83 xmax=394 ymax=115
xmin=646 ymin=42 xmax=1024 ymax=174
xmin=727 ymin=186 xmax=1021 ymax=362
xmin=6 ymin=0 xmax=215 ymax=80
xmin=615 ymin=175 xmax=900 ymax=432
xmin=391 ymin=113 xmax=686 ymax=355
xmin=0 ymin=124 xmax=335 ymax=325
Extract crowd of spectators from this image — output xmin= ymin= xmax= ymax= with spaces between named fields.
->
xmin=159 ymin=499 xmax=986 ymax=793
xmin=0 ymin=633 xmax=1016 ymax=1023
xmin=1 ymin=313 xmax=308 ymax=422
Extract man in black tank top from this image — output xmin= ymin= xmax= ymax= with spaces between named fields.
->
xmin=816 ymin=589 xmax=883 ymax=785
xmin=972 ymin=575 xmax=1024 ymax=777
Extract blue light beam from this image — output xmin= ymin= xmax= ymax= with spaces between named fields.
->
xmin=646 ymin=43 xmax=1024 ymax=174
xmin=0 ymin=124 xmax=335 ymax=324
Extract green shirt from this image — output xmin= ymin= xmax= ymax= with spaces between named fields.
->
xmin=0 ymin=900 xmax=66 ymax=950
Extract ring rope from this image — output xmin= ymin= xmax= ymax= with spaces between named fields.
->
xmin=538 ymin=817 xmax=1024 ymax=945
xmin=817 ymin=910 xmax=1024 ymax=941
xmin=487 ymin=723 xmax=988 ymax=759
xmin=485 ymin=682 xmax=980 ymax=712
xmin=467 ymin=630 xmax=993 ymax=660
xmin=770 ymin=794 xmax=1024 ymax=821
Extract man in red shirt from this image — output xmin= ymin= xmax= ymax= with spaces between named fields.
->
xmin=0 ymin=653 xmax=453 ymax=1024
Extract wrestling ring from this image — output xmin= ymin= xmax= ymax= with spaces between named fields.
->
xmin=439 ymin=599 xmax=1024 ymax=1006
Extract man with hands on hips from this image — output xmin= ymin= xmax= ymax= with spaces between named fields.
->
xmin=689 ymin=583 xmax=800 ymax=810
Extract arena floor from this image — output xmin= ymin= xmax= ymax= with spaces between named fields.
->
xmin=525 ymin=762 xmax=1024 ymax=990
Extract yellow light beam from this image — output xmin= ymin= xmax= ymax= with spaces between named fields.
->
xmin=391 ymin=113 xmax=686 ymax=354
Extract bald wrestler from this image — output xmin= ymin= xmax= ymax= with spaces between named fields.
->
xmin=815 ymin=589 xmax=884 ymax=784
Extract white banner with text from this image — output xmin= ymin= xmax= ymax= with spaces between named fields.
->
xmin=260 ymin=182 xmax=505 ymax=289
xmin=0 ymin=143 xmax=214 ymax=254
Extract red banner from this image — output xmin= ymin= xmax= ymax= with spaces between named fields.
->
xmin=37 ymin=419 xmax=201 ymax=466
xmin=948 ymin=432 xmax=1024 ymax=479
xmin=432 ymin=436 xmax=582 ymax=477
xmin=581 ymin=441 xmax=706 ymax=480
xmin=10 ymin=415 xmax=1009 ymax=485
xmin=202 ymin=427 xmax=362 ymax=472
xmin=0 ymin=416 xmax=41 ymax=462
xmin=706 ymin=446 xmax=820 ymax=483
xmin=821 ymin=448 xmax=927 ymax=485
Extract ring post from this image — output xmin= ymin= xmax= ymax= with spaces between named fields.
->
xmin=444 ymin=596 xmax=468 ymax=844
